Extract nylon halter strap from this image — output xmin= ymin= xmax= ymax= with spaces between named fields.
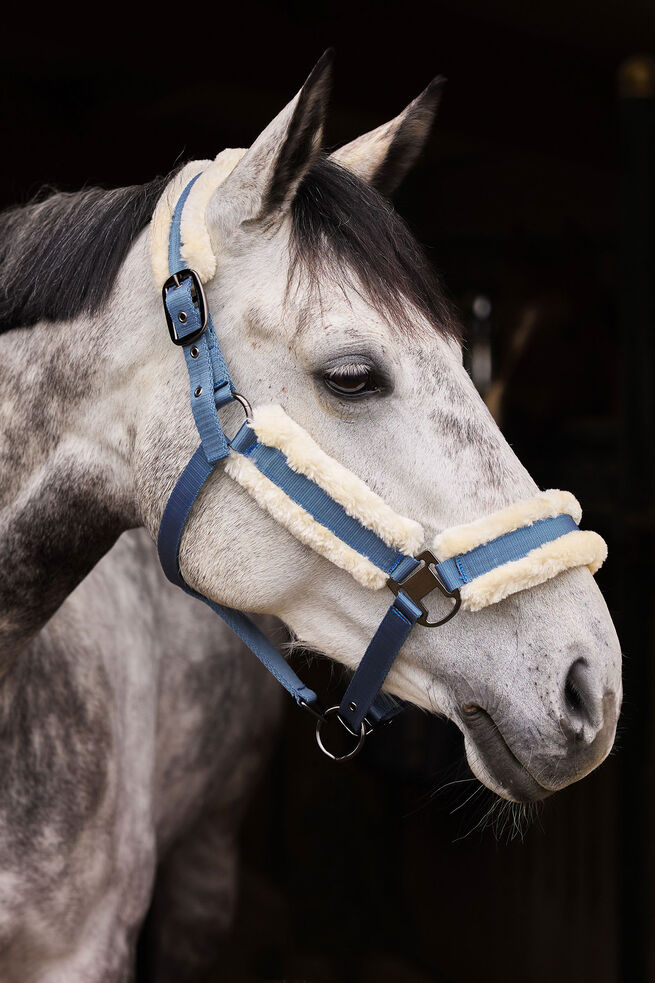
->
xmin=157 ymin=176 xmax=415 ymax=756
xmin=156 ymin=175 xmax=589 ymax=762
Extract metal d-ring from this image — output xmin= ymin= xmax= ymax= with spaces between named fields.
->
xmin=232 ymin=391 xmax=253 ymax=421
xmin=315 ymin=706 xmax=367 ymax=762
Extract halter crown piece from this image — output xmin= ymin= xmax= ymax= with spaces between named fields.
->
xmin=154 ymin=159 xmax=607 ymax=761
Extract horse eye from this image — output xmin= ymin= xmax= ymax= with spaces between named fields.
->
xmin=324 ymin=365 xmax=381 ymax=398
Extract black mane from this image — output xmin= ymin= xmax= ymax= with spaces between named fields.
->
xmin=291 ymin=155 xmax=459 ymax=339
xmin=0 ymin=155 xmax=458 ymax=340
xmin=0 ymin=176 xmax=170 ymax=333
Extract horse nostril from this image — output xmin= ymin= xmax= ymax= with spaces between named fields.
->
xmin=563 ymin=659 xmax=600 ymax=730
xmin=462 ymin=703 xmax=480 ymax=717
xmin=565 ymin=676 xmax=583 ymax=714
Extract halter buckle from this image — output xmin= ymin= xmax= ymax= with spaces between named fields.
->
xmin=162 ymin=268 xmax=208 ymax=345
xmin=387 ymin=550 xmax=461 ymax=627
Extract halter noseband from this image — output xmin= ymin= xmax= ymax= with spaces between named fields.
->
xmin=155 ymin=171 xmax=606 ymax=762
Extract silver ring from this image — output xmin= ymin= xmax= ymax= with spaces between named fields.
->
xmin=232 ymin=391 xmax=253 ymax=421
xmin=315 ymin=706 xmax=367 ymax=762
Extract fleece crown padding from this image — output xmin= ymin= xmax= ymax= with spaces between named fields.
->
xmin=150 ymin=148 xmax=247 ymax=289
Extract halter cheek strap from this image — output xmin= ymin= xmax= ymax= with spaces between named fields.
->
xmin=157 ymin=176 xmax=418 ymax=749
xmin=155 ymin=173 xmax=607 ymax=761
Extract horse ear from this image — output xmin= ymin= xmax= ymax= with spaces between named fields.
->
xmin=331 ymin=77 xmax=445 ymax=196
xmin=213 ymin=50 xmax=333 ymax=227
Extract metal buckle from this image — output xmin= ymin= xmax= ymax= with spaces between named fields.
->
xmin=162 ymin=269 xmax=208 ymax=346
xmin=387 ymin=550 xmax=461 ymax=627
xmin=314 ymin=706 xmax=368 ymax=762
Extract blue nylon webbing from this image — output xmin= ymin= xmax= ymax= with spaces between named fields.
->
xmin=338 ymin=592 xmax=422 ymax=731
xmin=168 ymin=177 xmax=198 ymax=272
xmin=158 ymin=446 xmax=214 ymax=586
xmin=231 ymin=422 xmax=407 ymax=575
xmin=158 ymin=184 xmax=322 ymax=709
xmin=168 ymin=177 xmax=233 ymax=400
xmin=165 ymin=177 xmax=233 ymax=461
xmin=156 ymin=440 xmax=412 ymax=717
xmin=435 ymin=514 xmax=578 ymax=592
xmin=157 ymin=445 xmax=319 ymax=706
xmin=159 ymin=181 xmax=425 ymax=728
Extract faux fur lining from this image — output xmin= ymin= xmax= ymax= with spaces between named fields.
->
xmin=149 ymin=148 xmax=246 ymax=289
xmin=225 ymin=452 xmax=388 ymax=589
xmin=150 ymin=160 xmax=211 ymax=289
xmin=249 ymin=404 xmax=424 ymax=555
xmin=459 ymin=530 xmax=607 ymax=611
xmin=179 ymin=148 xmax=247 ymax=281
xmin=433 ymin=489 xmax=582 ymax=561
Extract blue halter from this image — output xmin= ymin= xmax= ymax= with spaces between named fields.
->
xmin=157 ymin=177 xmax=578 ymax=760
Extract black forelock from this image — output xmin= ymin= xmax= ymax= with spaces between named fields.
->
xmin=289 ymin=155 xmax=460 ymax=340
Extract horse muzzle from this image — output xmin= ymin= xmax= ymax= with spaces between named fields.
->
xmin=457 ymin=664 xmax=620 ymax=803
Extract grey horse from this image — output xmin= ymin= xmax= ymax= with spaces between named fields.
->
xmin=0 ymin=52 xmax=621 ymax=980
xmin=0 ymin=529 xmax=280 ymax=980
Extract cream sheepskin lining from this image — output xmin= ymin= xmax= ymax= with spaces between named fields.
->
xmin=179 ymin=148 xmax=247 ymax=281
xmin=225 ymin=452 xmax=388 ymax=589
xmin=459 ymin=530 xmax=607 ymax=611
xmin=150 ymin=160 xmax=211 ymax=289
xmin=433 ymin=489 xmax=582 ymax=561
xmin=249 ymin=405 xmax=424 ymax=555
xmin=150 ymin=148 xmax=246 ymax=289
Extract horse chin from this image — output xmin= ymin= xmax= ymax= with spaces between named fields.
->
xmin=461 ymin=709 xmax=553 ymax=803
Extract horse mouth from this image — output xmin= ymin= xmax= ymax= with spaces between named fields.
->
xmin=459 ymin=706 xmax=552 ymax=803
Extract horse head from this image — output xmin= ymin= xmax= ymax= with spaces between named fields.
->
xmin=131 ymin=53 xmax=621 ymax=801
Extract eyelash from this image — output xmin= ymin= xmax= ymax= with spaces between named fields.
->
xmin=323 ymin=363 xmax=382 ymax=399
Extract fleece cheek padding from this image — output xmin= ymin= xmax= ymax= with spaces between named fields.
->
xmin=249 ymin=405 xmax=424 ymax=556
xmin=458 ymin=530 xmax=608 ymax=611
xmin=226 ymin=411 xmax=608 ymax=605
xmin=224 ymin=405 xmax=425 ymax=589
xmin=225 ymin=452 xmax=389 ymax=589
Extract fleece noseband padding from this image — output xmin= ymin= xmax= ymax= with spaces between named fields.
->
xmin=225 ymin=406 xmax=607 ymax=609
xmin=432 ymin=490 xmax=606 ymax=610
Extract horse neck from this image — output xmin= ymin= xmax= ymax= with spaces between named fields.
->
xmin=0 ymin=267 xmax=143 ymax=660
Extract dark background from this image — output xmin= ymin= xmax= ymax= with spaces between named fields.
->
xmin=3 ymin=2 xmax=654 ymax=980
